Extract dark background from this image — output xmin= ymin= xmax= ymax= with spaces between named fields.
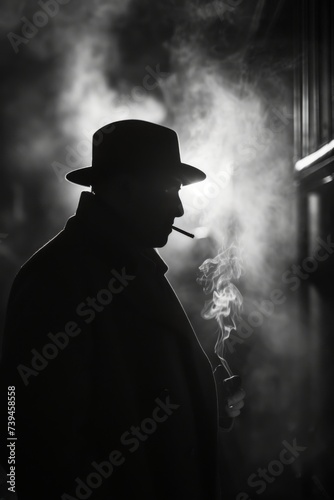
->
xmin=0 ymin=1 xmax=333 ymax=499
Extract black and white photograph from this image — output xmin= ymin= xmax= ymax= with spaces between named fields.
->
xmin=0 ymin=1 xmax=333 ymax=499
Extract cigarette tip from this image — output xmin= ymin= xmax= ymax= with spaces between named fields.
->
xmin=172 ymin=226 xmax=195 ymax=238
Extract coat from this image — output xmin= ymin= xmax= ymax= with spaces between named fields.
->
xmin=0 ymin=191 xmax=226 ymax=500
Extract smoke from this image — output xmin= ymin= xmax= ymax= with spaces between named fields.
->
xmin=160 ymin=56 xmax=297 ymax=295
xmin=14 ymin=1 xmax=297 ymax=292
xmin=0 ymin=0 xmax=297 ymax=289
xmin=197 ymin=245 xmax=243 ymax=368
xmin=2 ymin=3 xmax=325 ymax=485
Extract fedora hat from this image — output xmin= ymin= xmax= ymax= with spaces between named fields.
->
xmin=65 ymin=120 xmax=206 ymax=186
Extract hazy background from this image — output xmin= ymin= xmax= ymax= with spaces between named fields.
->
xmin=0 ymin=1 xmax=332 ymax=499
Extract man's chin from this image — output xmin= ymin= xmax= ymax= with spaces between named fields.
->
xmin=154 ymin=241 xmax=168 ymax=249
xmin=145 ymin=231 xmax=170 ymax=248
xmin=153 ymin=234 xmax=170 ymax=248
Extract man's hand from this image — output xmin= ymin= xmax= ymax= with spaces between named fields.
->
xmin=213 ymin=368 xmax=246 ymax=426
xmin=225 ymin=388 xmax=245 ymax=418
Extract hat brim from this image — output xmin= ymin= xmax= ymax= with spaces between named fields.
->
xmin=65 ymin=167 xmax=94 ymax=187
xmin=178 ymin=163 xmax=206 ymax=185
xmin=65 ymin=164 xmax=206 ymax=187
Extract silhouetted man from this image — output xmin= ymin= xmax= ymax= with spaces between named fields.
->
xmin=0 ymin=120 xmax=244 ymax=499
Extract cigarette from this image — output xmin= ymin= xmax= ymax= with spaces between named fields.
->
xmin=172 ymin=226 xmax=194 ymax=238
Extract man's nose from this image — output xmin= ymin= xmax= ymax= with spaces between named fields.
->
xmin=175 ymin=199 xmax=184 ymax=218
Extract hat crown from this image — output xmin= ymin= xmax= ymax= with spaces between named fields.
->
xmin=65 ymin=119 xmax=206 ymax=186
xmin=92 ymin=120 xmax=181 ymax=174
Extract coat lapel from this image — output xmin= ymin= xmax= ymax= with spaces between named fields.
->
xmin=122 ymin=249 xmax=198 ymax=344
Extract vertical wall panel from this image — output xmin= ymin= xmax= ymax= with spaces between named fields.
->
xmin=294 ymin=0 xmax=334 ymax=259
xmin=294 ymin=0 xmax=334 ymax=159
xmin=301 ymin=0 xmax=310 ymax=157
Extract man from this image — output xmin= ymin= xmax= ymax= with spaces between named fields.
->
xmin=0 ymin=120 xmax=244 ymax=499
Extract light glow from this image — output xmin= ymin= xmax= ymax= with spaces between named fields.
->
xmin=295 ymin=140 xmax=334 ymax=171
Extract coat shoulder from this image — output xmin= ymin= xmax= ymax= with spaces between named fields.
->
xmin=12 ymin=220 xmax=88 ymax=293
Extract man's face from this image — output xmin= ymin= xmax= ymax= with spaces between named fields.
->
xmin=127 ymin=173 xmax=184 ymax=247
